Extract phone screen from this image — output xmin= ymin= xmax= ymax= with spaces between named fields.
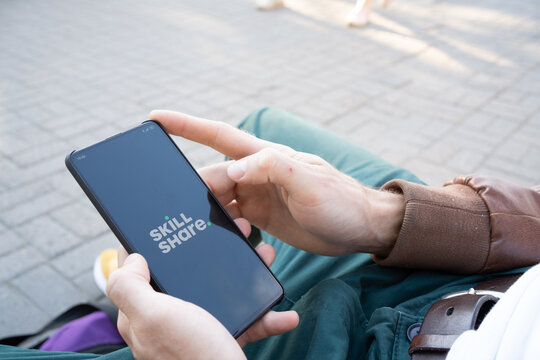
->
xmin=66 ymin=121 xmax=283 ymax=337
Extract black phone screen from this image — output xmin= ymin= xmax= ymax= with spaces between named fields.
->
xmin=66 ymin=121 xmax=283 ymax=337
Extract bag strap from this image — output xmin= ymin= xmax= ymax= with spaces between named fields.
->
xmin=0 ymin=300 xmax=118 ymax=349
xmin=409 ymin=275 xmax=521 ymax=360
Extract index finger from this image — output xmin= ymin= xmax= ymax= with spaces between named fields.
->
xmin=149 ymin=110 xmax=276 ymax=159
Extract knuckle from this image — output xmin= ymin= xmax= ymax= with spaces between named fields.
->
xmin=313 ymin=155 xmax=327 ymax=165
xmin=275 ymin=144 xmax=295 ymax=154
xmin=295 ymin=151 xmax=325 ymax=165
xmin=210 ymin=122 xmax=228 ymax=146
xmin=257 ymin=148 xmax=279 ymax=171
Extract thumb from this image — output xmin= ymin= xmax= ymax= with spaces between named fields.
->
xmin=227 ymin=148 xmax=305 ymax=192
xmin=106 ymin=253 xmax=155 ymax=319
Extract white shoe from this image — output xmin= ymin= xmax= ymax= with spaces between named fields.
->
xmin=93 ymin=248 xmax=118 ymax=295
xmin=346 ymin=4 xmax=371 ymax=27
xmin=255 ymin=0 xmax=284 ymax=10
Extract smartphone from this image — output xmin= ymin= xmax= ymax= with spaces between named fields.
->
xmin=65 ymin=121 xmax=284 ymax=338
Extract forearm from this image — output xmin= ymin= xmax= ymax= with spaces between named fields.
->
xmin=356 ymin=188 xmax=405 ymax=257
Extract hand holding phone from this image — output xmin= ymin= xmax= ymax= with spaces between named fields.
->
xmin=66 ymin=121 xmax=293 ymax=339
xmin=151 ymin=110 xmax=405 ymax=258
xmin=108 ymin=244 xmax=297 ymax=359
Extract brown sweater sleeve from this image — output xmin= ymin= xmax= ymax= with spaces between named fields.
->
xmin=372 ymin=176 xmax=540 ymax=274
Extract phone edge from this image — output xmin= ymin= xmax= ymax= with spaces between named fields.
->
xmin=142 ymin=120 xmax=285 ymax=337
xmin=65 ymin=122 xmax=285 ymax=338
xmin=64 ymin=150 xmax=164 ymax=292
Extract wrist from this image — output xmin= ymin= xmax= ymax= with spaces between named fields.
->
xmin=362 ymin=187 xmax=405 ymax=256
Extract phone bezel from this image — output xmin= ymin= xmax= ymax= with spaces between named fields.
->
xmin=65 ymin=120 xmax=284 ymax=338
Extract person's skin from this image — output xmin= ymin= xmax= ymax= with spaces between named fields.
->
xmin=108 ymin=241 xmax=298 ymax=359
xmin=107 ymin=109 xmax=406 ymax=359
xmin=347 ymin=0 xmax=393 ymax=27
xmin=347 ymin=0 xmax=372 ymax=27
xmin=150 ymin=110 xmax=405 ymax=257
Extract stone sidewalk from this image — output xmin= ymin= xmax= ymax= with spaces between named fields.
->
xmin=0 ymin=0 xmax=539 ymax=338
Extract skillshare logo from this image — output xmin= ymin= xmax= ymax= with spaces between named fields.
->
xmin=149 ymin=213 xmax=212 ymax=254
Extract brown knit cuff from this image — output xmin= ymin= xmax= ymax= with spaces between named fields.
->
xmin=372 ymin=180 xmax=491 ymax=274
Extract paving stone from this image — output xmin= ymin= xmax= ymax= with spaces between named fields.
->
xmin=446 ymin=149 xmax=487 ymax=173
xmin=371 ymin=132 xmax=424 ymax=156
xmin=443 ymin=128 xmax=501 ymax=155
xmin=378 ymin=149 xmax=413 ymax=166
xmin=519 ymin=95 xmax=540 ymax=114
xmin=12 ymin=264 xmax=88 ymax=316
xmin=0 ymin=181 xmax=54 ymax=212
xmin=47 ymin=171 xmax=85 ymax=199
xmin=484 ymin=118 xmax=521 ymax=137
xmin=329 ymin=111 xmax=369 ymax=134
xmin=0 ymin=284 xmax=49 ymax=338
xmin=530 ymin=111 xmax=540 ymax=128
xmin=350 ymin=122 xmax=389 ymax=143
xmin=475 ymin=166 xmax=535 ymax=187
xmin=15 ymin=216 xmax=82 ymax=257
xmin=520 ymin=124 xmax=540 ymax=138
xmin=482 ymin=157 xmax=537 ymax=185
xmin=52 ymin=232 xmax=118 ymax=278
xmin=495 ymin=88 xmax=527 ymax=104
xmin=50 ymin=202 xmax=109 ymax=239
xmin=43 ymin=97 xmax=90 ymax=116
xmin=66 ymin=124 xmax=124 ymax=150
xmin=493 ymin=136 xmax=532 ymax=161
xmin=0 ymin=112 xmax=35 ymax=135
xmin=456 ymin=90 xmax=495 ymax=110
xmin=73 ymin=270 xmax=105 ymax=302
xmin=10 ymin=139 xmax=71 ymax=167
xmin=463 ymin=110 xmax=499 ymax=130
xmin=402 ymin=158 xmax=459 ymax=187
xmin=418 ymin=120 xmax=453 ymax=139
xmin=1 ymin=122 xmax=57 ymax=155
xmin=0 ymin=191 xmax=72 ymax=227
xmin=385 ymin=127 xmax=433 ymax=148
xmin=0 ymin=155 xmax=66 ymax=189
xmin=521 ymin=146 xmax=540 ymax=168
xmin=484 ymin=99 xmax=537 ymax=121
xmin=0 ymin=246 xmax=45 ymax=282
xmin=0 ymin=132 xmax=32 ymax=158
xmin=0 ymin=230 xmax=25 ymax=256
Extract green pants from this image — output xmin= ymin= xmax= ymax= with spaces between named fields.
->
xmin=0 ymin=108 xmax=523 ymax=360
xmin=240 ymin=108 xmax=516 ymax=360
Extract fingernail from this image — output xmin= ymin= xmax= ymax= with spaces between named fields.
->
xmin=227 ymin=159 xmax=247 ymax=180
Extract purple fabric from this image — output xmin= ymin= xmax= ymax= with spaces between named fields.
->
xmin=39 ymin=311 xmax=124 ymax=352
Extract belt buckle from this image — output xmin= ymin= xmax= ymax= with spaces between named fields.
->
xmin=442 ymin=287 xmax=505 ymax=300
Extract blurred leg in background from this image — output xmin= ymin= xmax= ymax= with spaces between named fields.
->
xmin=346 ymin=0 xmax=371 ymax=27
xmin=254 ymin=0 xmax=394 ymax=27
xmin=347 ymin=0 xmax=393 ymax=27
xmin=255 ymin=0 xmax=285 ymax=10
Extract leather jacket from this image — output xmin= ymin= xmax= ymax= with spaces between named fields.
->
xmin=372 ymin=175 xmax=540 ymax=274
